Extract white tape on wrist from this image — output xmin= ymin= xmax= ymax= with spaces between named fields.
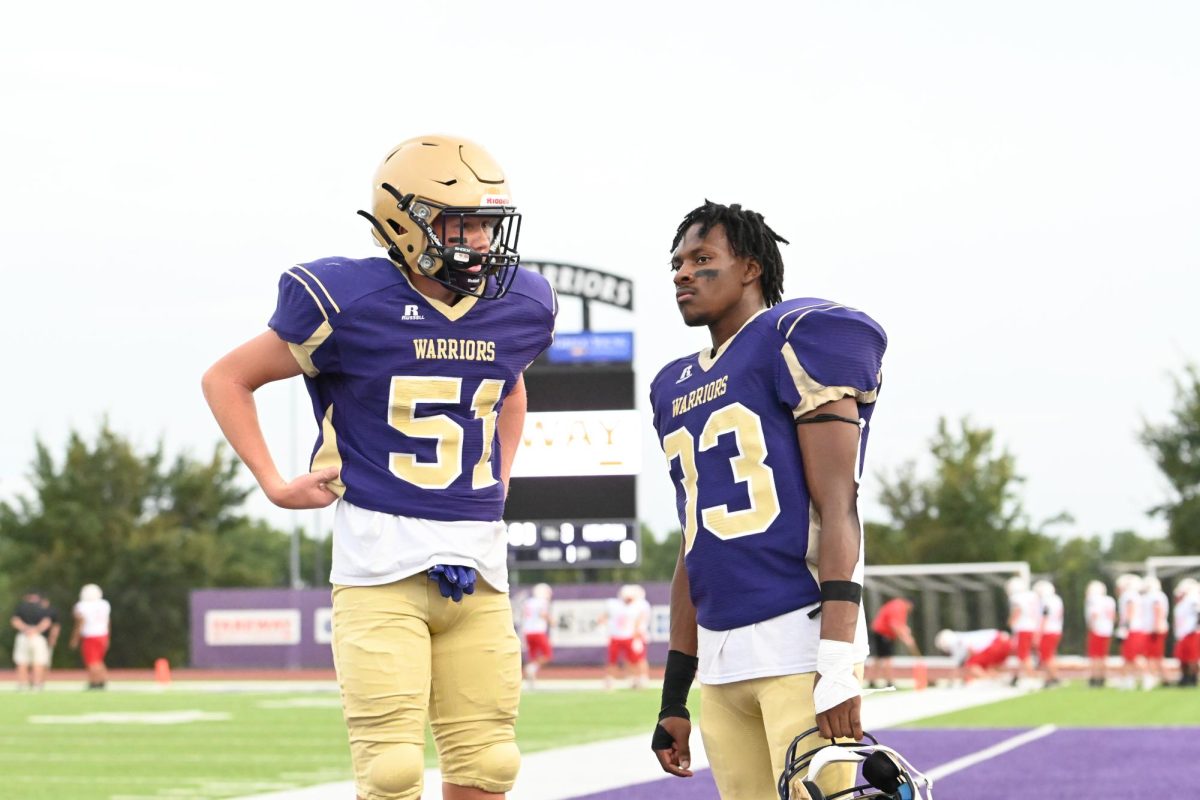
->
xmin=813 ymin=639 xmax=861 ymax=715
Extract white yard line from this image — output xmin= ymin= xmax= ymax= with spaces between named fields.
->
xmin=924 ymin=724 xmax=1057 ymax=782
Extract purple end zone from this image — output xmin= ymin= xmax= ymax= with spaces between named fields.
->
xmin=566 ymin=729 xmax=1016 ymax=800
xmin=566 ymin=728 xmax=1196 ymax=800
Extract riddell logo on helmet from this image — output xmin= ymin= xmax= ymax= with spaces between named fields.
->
xmin=479 ymin=195 xmax=511 ymax=206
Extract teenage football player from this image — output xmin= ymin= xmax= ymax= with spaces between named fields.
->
xmin=1006 ymin=575 xmax=1041 ymax=687
xmin=1115 ymin=573 xmax=1146 ymax=689
xmin=520 ymin=583 xmax=554 ymax=688
xmin=1033 ymin=580 xmax=1063 ymax=687
xmin=1084 ymin=580 xmax=1116 ymax=687
xmin=1142 ymin=575 xmax=1170 ymax=688
xmin=202 ymin=135 xmax=556 ymax=800
xmin=1172 ymin=578 xmax=1200 ymax=687
xmin=648 ymin=201 xmax=886 ymax=799
xmin=934 ymin=628 xmax=1012 ymax=684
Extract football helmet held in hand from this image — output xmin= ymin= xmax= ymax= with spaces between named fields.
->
xmin=778 ymin=727 xmax=932 ymax=800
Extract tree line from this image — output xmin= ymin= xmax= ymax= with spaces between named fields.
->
xmin=2 ymin=366 xmax=1198 ymax=667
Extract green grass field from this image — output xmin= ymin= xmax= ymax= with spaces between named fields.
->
xmin=905 ymin=684 xmax=1200 ymax=728
xmin=0 ymin=687 xmax=661 ymax=800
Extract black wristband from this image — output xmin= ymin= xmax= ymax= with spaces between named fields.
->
xmin=820 ymin=580 xmax=863 ymax=605
xmin=658 ymin=649 xmax=698 ymax=718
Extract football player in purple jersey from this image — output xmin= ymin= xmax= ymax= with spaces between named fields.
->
xmin=648 ymin=201 xmax=886 ymax=800
xmin=202 ymin=135 xmax=556 ymax=800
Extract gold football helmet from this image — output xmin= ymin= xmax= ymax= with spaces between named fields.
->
xmin=359 ymin=135 xmax=521 ymax=299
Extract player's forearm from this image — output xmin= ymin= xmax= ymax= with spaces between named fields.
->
xmin=201 ymin=367 xmax=285 ymax=494
xmin=668 ymin=546 xmax=698 ymax=655
xmin=497 ymin=376 xmax=527 ymax=492
xmin=817 ymin=510 xmax=861 ymax=644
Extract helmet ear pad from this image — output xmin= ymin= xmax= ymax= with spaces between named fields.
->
xmin=800 ymin=781 xmax=827 ymax=800
xmin=862 ymin=750 xmax=903 ymax=793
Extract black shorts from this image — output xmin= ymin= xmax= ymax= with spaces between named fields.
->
xmin=871 ymin=631 xmax=897 ymax=658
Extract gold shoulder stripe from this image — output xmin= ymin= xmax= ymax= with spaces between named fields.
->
xmin=286 ymin=272 xmax=330 ymax=323
xmin=780 ymin=341 xmax=879 ymax=418
xmin=293 ymin=265 xmax=342 ymax=314
xmin=286 ymin=320 xmax=333 ymax=378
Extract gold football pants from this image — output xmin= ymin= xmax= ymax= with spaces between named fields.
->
xmin=700 ymin=671 xmax=859 ymax=800
xmin=332 ymin=575 xmax=522 ymax=800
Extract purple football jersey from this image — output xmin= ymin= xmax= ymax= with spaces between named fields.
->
xmin=649 ymin=299 xmax=886 ymax=630
xmin=269 ymin=257 xmax=556 ymax=521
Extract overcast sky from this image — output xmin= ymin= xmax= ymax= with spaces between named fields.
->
xmin=3 ymin=1 xmax=1198 ymax=547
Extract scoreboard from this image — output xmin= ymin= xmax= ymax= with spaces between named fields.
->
xmin=506 ymin=262 xmax=638 ymax=569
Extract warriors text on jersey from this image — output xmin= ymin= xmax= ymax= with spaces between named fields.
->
xmin=269 ymin=257 xmax=556 ymax=521
xmin=649 ymin=299 xmax=886 ymax=630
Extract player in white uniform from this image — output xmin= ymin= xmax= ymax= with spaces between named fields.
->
xmin=1033 ymin=580 xmax=1064 ymax=687
xmin=934 ymin=629 xmax=1011 ymax=684
xmin=1172 ymin=578 xmax=1200 ymax=687
xmin=1006 ymin=576 xmax=1041 ymax=686
xmin=519 ymin=584 xmax=553 ymax=688
xmin=1141 ymin=576 xmax=1170 ymax=688
xmin=1115 ymin=573 xmax=1145 ymax=690
xmin=599 ymin=585 xmax=647 ymax=690
xmin=1084 ymin=580 xmax=1116 ymax=687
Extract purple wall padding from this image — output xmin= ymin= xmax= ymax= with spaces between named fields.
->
xmin=189 ymin=581 xmax=672 ymax=669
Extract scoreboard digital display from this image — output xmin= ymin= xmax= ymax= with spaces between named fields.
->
xmin=506 ymin=268 xmax=637 ymax=570
xmin=507 ymin=518 xmax=640 ymax=568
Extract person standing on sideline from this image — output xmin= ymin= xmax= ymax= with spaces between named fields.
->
xmin=1033 ymin=580 xmax=1063 ymax=687
xmin=649 ymin=201 xmax=886 ymax=799
xmin=520 ymin=584 xmax=554 ymax=688
xmin=10 ymin=590 xmax=51 ymax=690
xmin=1006 ymin=575 xmax=1041 ymax=687
xmin=1141 ymin=576 xmax=1170 ymax=688
xmin=39 ymin=594 xmax=61 ymax=675
xmin=1116 ymin=573 xmax=1146 ymax=690
xmin=202 ymin=135 xmax=555 ymax=800
xmin=70 ymin=584 xmax=111 ymax=689
xmin=866 ymin=597 xmax=919 ymax=689
xmin=1172 ymin=578 xmax=1200 ymax=687
xmin=630 ymin=584 xmax=652 ymax=690
xmin=599 ymin=585 xmax=647 ymax=690
xmin=1084 ymin=580 xmax=1116 ymax=687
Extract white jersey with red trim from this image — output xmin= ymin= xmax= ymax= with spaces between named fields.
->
xmin=1086 ymin=595 xmax=1116 ymax=637
xmin=1040 ymin=593 xmax=1064 ymax=634
xmin=521 ymin=596 xmax=549 ymax=635
xmin=1009 ymin=590 xmax=1042 ymax=633
xmin=605 ymin=599 xmax=638 ymax=639
xmin=1173 ymin=595 xmax=1199 ymax=639
xmin=950 ymin=629 xmax=1002 ymax=665
xmin=1120 ymin=589 xmax=1145 ymax=633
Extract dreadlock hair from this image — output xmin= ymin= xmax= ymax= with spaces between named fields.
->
xmin=670 ymin=200 xmax=789 ymax=307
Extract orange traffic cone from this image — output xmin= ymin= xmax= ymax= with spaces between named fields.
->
xmin=912 ymin=660 xmax=928 ymax=691
xmin=154 ymin=658 xmax=171 ymax=686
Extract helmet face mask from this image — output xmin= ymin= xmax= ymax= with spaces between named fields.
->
xmin=778 ymin=727 xmax=932 ymax=800
xmin=359 ymin=135 xmax=522 ymax=300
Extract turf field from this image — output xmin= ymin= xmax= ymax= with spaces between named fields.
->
xmin=906 ymin=682 xmax=1200 ymax=727
xmin=0 ymin=685 xmax=661 ymax=800
xmin=5 ymin=683 xmax=1200 ymax=799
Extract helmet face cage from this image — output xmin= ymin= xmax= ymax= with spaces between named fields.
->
xmin=778 ymin=728 xmax=932 ymax=800
xmin=358 ymin=135 xmax=522 ymax=301
xmin=365 ymin=187 xmax=522 ymax=301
